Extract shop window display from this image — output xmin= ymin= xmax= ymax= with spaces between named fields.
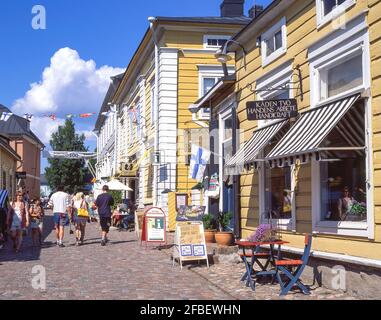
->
xmin=319 ymin=102 xmax=367 ymax=222
xmin=263 ymin=165 xmax=292 ymax=220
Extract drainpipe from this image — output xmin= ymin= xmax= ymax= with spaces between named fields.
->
xmin=149 ymin=16 xmax=160 ymax=207
xmin=232 ymin=103 xmax=241 ymax=238
xmin=113 ymin=104 xmax=118 ymax=178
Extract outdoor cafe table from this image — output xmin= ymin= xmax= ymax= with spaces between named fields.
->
xmin=235 ymin=240 xmax=289 ymax=291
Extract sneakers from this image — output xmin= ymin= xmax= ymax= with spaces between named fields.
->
xmin=59 ymin=243 xmax=65 ymax=248
xmin=101 ymin=240 xmax=106 ymax=246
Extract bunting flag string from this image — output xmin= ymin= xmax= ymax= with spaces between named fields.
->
xmin=0 ymin=110 xmax=104 ymax=122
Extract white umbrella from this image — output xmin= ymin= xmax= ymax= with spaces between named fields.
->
xmin=105 ymin=179 xmax=133 ymax=192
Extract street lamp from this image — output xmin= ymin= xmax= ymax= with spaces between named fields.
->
xmin=214 ymin=39 xmax=247 ymax=76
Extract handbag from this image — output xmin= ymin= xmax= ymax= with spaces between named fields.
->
xmin=77 ymin=200 xmax=89 ymax=218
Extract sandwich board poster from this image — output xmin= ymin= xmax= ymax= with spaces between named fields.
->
xmin=173 ymin=221 xmax=209 ymax=269
xmin=141 ymin=207 xmax=166 ymax=246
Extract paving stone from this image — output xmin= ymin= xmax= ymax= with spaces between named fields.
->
xmin=0 ymin=211 xmax=360 ymax=300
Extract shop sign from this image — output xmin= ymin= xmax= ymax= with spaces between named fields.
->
xmin=247 ymin=99 xmax=298 ymax=121
xmin=141 ymin=207 xmax=166 ymax=244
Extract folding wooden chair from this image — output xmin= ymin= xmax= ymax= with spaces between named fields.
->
xmin=274 ymin=234 xmax=312 ymax=296
xmin=239 ymin=248 xmax=271 ymax=290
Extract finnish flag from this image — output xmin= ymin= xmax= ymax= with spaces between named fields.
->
xmin=0 ymin=112 xmax=13 ymax=121
xmin=189 ymin=144 xmax=211 ymax=182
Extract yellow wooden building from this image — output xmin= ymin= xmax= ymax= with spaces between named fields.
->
xmin=98 ymin=1 xmax=251 ymax=213
xmin=195 ymin=0 xmax=381 ymax=291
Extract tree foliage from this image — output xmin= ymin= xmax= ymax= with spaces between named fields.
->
xmin=45 ymin=119 xmax=88 ymax=194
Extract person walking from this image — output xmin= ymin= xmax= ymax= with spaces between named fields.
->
xmin=29 ymin=198 xmax=44 ymax=247
xmin=7 ymin=192 xmax=29 ymax=253
xmin=72 ymin=192 xmax=89 ymax=246
xmin=94 ymin=185 xmax=114 ymax=246
xmin=49 ymin=186 xmax=70 ymax=247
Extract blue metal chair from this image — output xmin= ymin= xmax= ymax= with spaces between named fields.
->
xmin=274 ymin=234 xmax=312 ymax=296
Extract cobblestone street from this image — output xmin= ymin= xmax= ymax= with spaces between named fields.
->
xmin=0 ymin=212 xmax=357 ymax=300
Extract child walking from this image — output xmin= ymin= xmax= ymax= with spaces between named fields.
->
xmin=29 ymin=198 xmax=44 ymax=246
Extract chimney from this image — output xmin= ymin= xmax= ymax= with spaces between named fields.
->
xmin=249 ymin=4 xmax=264 ymax=18
xmin=220 ymin=0 xmax=245 ymax=18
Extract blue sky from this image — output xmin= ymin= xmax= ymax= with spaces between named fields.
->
xmin=0 ymin=0 xmax=271 ymax=172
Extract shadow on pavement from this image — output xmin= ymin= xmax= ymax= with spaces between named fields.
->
xmin=0 ymin=214 xmax=55 ymax=263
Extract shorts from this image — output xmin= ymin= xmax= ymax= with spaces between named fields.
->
xmin=54 ymin=213 xmax=68 ymax=227
xmin=100 ymin=217 xmax=111 ymax=233
xmin=30 ymin=219 xmax=43 ymax=230
xmin=75 ymin=217 xmax=88 ymax=229
xmin=10 ymin=223 xmax=22 ymax=232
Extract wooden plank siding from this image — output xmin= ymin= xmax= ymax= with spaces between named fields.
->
xmin=173 ymin=30 xmax=239 ymax=196
xmin=235 ymin=0 xmax=381 ymax=260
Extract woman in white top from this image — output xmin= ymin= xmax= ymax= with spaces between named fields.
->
xmin=7 ymin=192 xmax=29 ymax=253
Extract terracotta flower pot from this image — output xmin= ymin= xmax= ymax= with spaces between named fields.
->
xmin=215 ymin=231 xmax=235 ymax=246
xmin=204 ymin=229 xmax=217 ymax=243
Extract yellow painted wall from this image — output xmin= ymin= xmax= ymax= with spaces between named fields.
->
xmin=165 ymin=28 xmax=241 ymax=196
xmin=235 ymin=0 xmax=381 ymax=260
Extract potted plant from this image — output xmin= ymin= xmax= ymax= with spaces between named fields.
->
xmin=202 ymin=214 xmax=217 ymax=243
xmin=215 ymin=211 xmax=235 ymax=246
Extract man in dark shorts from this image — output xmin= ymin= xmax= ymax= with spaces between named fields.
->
xmin=94 ymin=185 xmax=114 ymax=246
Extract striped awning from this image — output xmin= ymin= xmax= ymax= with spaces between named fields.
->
xmin=266 ymin=94 xmax=361 ymax=164
xmin=225 ymin=120 xmax=288 ymax=168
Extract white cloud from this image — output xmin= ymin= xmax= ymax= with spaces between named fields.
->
xmin=30 ymin=116 xmax=65 ymax=145
xmin=78 ymin=130 xmax=97 ymax=142
xmin=12 ymin=47 xmax=124 ymax=146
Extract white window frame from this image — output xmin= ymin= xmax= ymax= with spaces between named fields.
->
xmin=218 ymin=98 xmax=236 ymax=212
xmin=309 ymin=14 xmax=369 ymax=107
xmin=316 ymin=0 xmax=356 ymax=29
xmin=261 ymin=17 xmax=287 ymax=67
xmin=150 ymin=80 xmax=156 ymax=126
xmin=309 ymin=15 xmax=374 ymax=238
xmin=258 ymin=160 xmax=296 ymax=231
xmin=136 ymin=103 xmax=142 ymax=140
xmin=256 ymin=61 xmax=294 ymax=128
xmin=203 ymin=35 xmax=231 ymax=49
xmin=196 ymin=65 xmax=233 ymax=120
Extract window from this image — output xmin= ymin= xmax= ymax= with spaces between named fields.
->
xmin=197 ymin=65 xmax=233 ymax=120
xmin=309 ymin=14 xmax=369 ymax=107
xmin=263 ymin=165 xmax=292 ymax=220
xmin=129 ymin=109 xmax=134 ymax=144
xmin=150 ymin=80 xmax=156 ymax=126
xmin=219 ymin=103 xmax=236 ymax=225
xmin=320 ymin=53 xmax=363 ymax=101
xmin=136 ymin=104 xmax=141 ymax=139
xmin=261 ymin=17 xmax=287 ymax=66
xmin=203 ymin=35 xmax=230 ymax=49
xmin=202 ymin=77 xmax=218 ymax=96
xmin=316 ymin=0 xmax=356 ymax=27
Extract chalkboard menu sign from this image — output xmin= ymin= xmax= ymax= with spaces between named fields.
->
xmin=247 ymin=99 xmax=298 ymax=121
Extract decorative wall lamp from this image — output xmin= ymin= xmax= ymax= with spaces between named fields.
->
xmin=215 ymin=39 xmax=247 ymax=76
